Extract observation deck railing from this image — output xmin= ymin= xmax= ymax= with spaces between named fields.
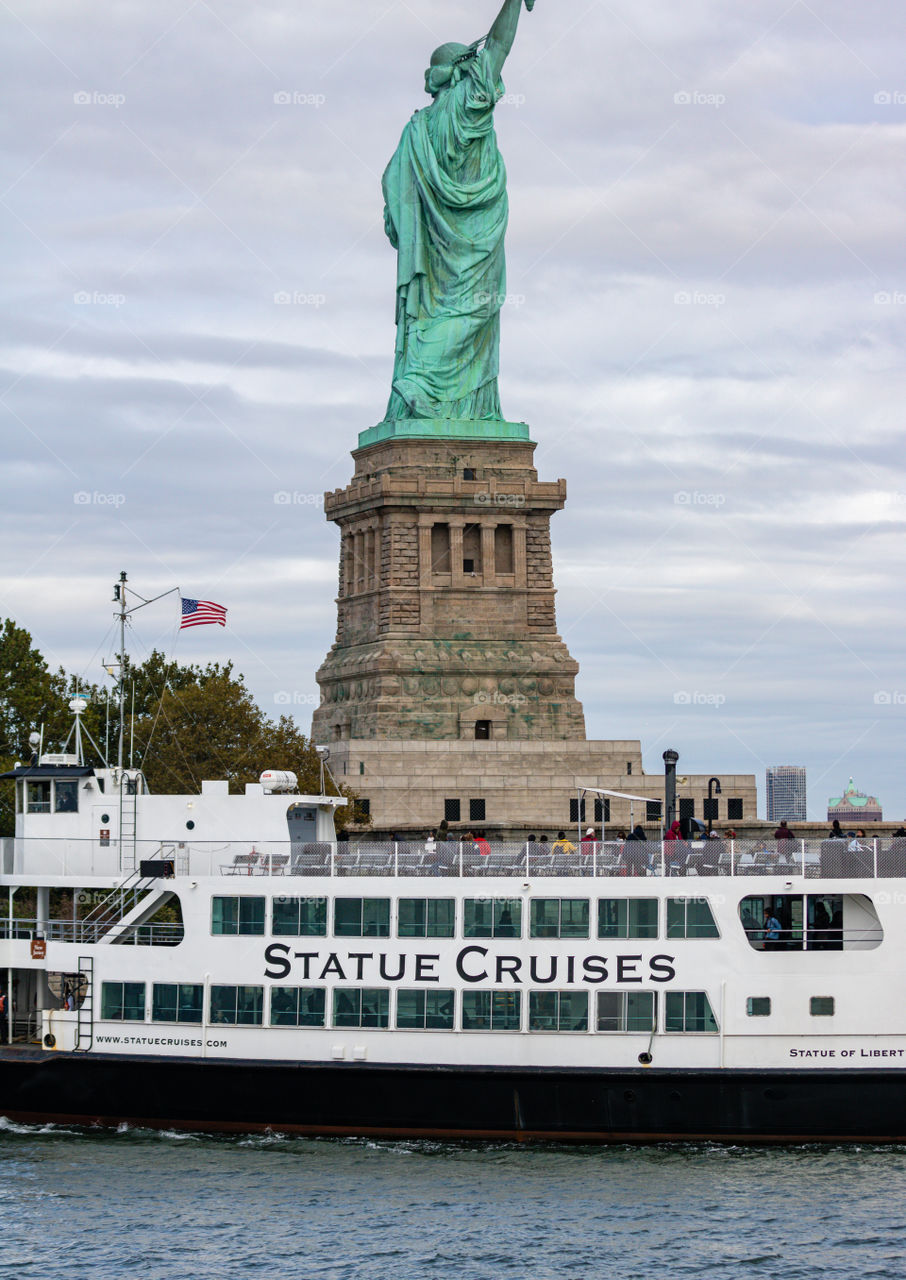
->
xmin=3 ymin=836 xmax=906 ymax=880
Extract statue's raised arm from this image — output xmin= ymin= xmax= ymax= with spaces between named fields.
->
xmin=380 ymin=0 xmax=538 ymax=426
xmin=484 ymin=0 xmax=535 ymax=85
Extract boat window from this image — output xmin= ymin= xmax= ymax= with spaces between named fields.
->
xmin=746 ymin=997 xmax=771 ymax=1017
xmin=529 ymin=991 xmax=589 ymax=1032
xmin=54 ymin=779 xmax=79 ymax=813
xmin=211 ymin=896 xmax=265 ymax=936
xmin=461 ymin=990 xmax=521 ymax=1031
xmin=810 ymin=996 xmax=835 ymax=1017
xmin=152 ymin=983 xmax=203 ymax=1024
xmin=272 ymin=896 xmax=327 ymax=937
xmin=396 ymin=989 xmax=455 ymax=1030
xmin=334 ymin=898 xmax=391 ymax=938
xmin=463 ymin=898 xmax=522 ymax=939
xmin=332 ymin=987 xmax=390 ymax=1028
xmin=666 ymin=898 xmax=720 ymax=939
xmin=738 ymin=894 xmax=880 ymax=952
xmin=664 ymin=991 xmax=718 ymax=1033
xmin=597 ymin=898 xmax=658 ymax=939
xmin=397 ymin=898 xmax=455 ymax=938
xmin=530 ymin=898 xmax=589 ymax=939
xmin=596 ymin=991 xmax=656 ymax=1032
xmin=270 ymin=987 xmax=325 ymax=1027
xmin=210 ymin=985 xmax=264 ymax=1025
xmin=26 ymin=780 xmax=51 ymax=813
xmin=100 ymin=981 xmax=145 ymax=1021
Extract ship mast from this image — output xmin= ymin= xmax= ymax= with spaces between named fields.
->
xmin=109 ymin=571 xmax=179 ymax=774
xmin=114 ymin=570 xmax=127 ymax=771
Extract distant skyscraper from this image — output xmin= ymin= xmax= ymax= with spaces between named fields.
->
xmin=766 ymin=766 xmax=807 ymax=822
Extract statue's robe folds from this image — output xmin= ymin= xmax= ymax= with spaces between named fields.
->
xmin=382 ymin=51 xmax=508 ymax=421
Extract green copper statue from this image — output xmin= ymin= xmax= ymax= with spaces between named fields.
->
xmin=382 ymin=0 xmax=536 ymax=423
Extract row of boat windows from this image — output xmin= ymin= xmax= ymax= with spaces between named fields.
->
xmin=210 ymin=896 xmax=720 ymax=940
xmin=747 ymin=996 xmax=836 ymax=1017
xmin=99 ymin=982 xmax=719 ymax=1033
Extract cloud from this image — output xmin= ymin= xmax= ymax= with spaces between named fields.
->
xmin=1 ymin=0 xmax=904 ymax=819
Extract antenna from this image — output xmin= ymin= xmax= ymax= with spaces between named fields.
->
xmin=60 ymin=693 xmax=108 ymax=767
xmin=114 ymin=570 xmax=127 ymax=771
xmin=69 ymin=694 xmax=89 ymax=765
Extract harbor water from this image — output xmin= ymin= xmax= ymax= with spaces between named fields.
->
xmin=1 ymin=1122 xmax=905 ymax=1278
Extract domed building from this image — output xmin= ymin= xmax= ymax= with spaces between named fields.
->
xmin=827 ymin=777 xmax=883 ymax=824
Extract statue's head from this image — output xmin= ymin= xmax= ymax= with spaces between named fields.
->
xmin=431 ymin=42 xmax=469 ymax=67
xmin=425 ymin=42 xmax=471 ymax=96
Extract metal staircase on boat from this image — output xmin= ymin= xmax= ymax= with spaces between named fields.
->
xmin=78 ymin=844 xmax=178 ymax=944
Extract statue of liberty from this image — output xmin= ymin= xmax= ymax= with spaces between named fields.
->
xmin=382 ymin=0 xmax=536 ymax=423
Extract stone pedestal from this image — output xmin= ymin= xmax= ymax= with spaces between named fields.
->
xmin=313 ymin=431 xmax=585 ymax=744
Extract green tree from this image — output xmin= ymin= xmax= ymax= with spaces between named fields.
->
xmin=0 ymin=619 xmax=80 ymax=834
xmin=126 ymin=654 xmax=365 ymax=829
xmin=0 ymin=619 xmax=66 ymax=756
xmin=0 ymin=631 xmax=366 ymax=835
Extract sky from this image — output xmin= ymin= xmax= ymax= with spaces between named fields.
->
xmin=1 ymin=0 xmax=904 ymax=821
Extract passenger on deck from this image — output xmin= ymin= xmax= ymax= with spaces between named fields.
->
xmin=424 ymin=831 xmax=441 ymax=875
xmin=774 ymin=821 xmax=795 ymax=841
xmin=702 ymin=832 xmax=724 ymax=874
xmin=664 ymin=821 xmax=683 ymax=842
xmin=762 ymin=910 xmax=782 ymax=950
xmin=581 ymin=827 xmax=596 ymax=847
xmin=624 ymin=825 xmax=649 ymax=876
xmin=811 ymin=899 xmax=832 ymax=950
xmin=552 ymin=831 xmax=576 ymax=855
xmin=0 ymin=990 xmax=7 ymax=1040
xmin=740 ymin=906 xmax=760 ymax=940
xmin=828 ymin=819 xmax=844 ymax=839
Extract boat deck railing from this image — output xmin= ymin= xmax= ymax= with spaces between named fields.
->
xmin=3 ymin=836 xmax=905 ymax=880
xmin=0 ymin=917 xmax=184 ymax=946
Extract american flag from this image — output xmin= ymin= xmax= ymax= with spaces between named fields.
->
xmin=180 ymin=597 xmax=227 ymax=629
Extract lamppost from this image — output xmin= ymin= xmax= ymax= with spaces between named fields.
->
xmin=663 ymin=750 xmax=679 ymax=834
xmin=707 ymin=777 xmax=722 ymax=835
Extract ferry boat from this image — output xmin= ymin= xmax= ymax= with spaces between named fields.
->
xmin=1 ymin=695 xmax=904 ymax=1143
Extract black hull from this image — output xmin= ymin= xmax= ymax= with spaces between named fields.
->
xmin=1 ymin=1049 xmax=904 ymax=1143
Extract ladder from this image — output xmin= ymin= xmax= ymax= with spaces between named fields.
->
xmin=75 ymin=956 xmax=94 ymax=1052
xmin=119 ymin=778 xmax=138 ymax=872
